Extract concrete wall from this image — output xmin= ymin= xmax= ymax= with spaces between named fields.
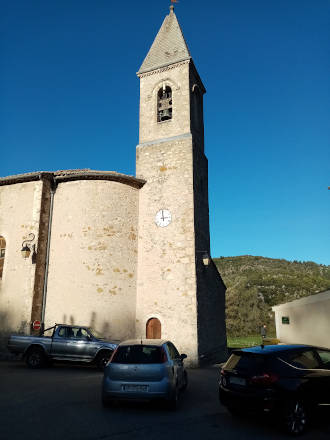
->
xmin=45 ymin=180 xmax=139 ymax=340
xmin=273 ymin=290 xmax=330 ymax=348
xmin=0 ymin=181 xmax=43 ymax=345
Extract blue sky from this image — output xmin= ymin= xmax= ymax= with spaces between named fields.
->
xmin=1 ymin=0 xmax=329 ymax=265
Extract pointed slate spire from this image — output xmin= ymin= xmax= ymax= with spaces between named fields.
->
xmin=138 ymin=6 xmax=191 ymax=75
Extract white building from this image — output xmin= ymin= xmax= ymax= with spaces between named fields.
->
xmin=272 ymin=290 xmax=330 ymax=348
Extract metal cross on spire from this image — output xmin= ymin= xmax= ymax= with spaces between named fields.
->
xmin=170 ymin=0 xmax=178 ymax=12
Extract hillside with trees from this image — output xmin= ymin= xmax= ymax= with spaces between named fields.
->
xmin=214 ymin=256 xmax=330 ymax=337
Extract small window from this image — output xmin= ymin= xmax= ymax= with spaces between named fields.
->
xmin=157 ymin=86 xmax=172 ymax=122
xmin=0 ymin=236 xmax=6 ymax=279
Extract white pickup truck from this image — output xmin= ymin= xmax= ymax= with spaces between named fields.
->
xmin=7 ymin=324 xmax=118 ymax=370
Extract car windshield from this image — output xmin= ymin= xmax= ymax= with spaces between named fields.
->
xmin=112 ymin=345 xmax=162 ymax=364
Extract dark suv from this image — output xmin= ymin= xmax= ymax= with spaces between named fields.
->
xmin=219 ymin=344 xmax=330 ymax=435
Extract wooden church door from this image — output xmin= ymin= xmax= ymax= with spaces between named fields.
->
xmin=146 ymin=318 xmax=161 ymax=339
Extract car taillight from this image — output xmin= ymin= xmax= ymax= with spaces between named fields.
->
xmin=250 ymin=372 xmax=278 ymax=386
xmin=220 ymin=369 xmax=228 ymax=387
xmin=161 ymin=347 xmax=168 ymax=363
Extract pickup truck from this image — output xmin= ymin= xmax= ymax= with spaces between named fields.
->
xmin=7 ymin=324 xmax=118 ymax=370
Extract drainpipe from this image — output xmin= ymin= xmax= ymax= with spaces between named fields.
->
xmin=41 ymin=179 xmax=56 ymax=329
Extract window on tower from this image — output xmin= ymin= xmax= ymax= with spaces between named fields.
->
xmin=157 ymin=86 xmax=172 ymax=122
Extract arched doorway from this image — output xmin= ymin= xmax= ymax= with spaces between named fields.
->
xmin=146 ymin=317 xmax=161 ymax=339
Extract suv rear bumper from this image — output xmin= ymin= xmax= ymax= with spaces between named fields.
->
xmin=219 ymin=383 xmax=281 ymax=413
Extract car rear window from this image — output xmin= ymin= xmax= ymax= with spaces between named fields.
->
xmin=111 ymin=345 xmax=162 ymax=364
xmin=225 ymin=353 xmax=267 ymax=374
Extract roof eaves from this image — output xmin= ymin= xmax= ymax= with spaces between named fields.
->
xmin=137 ymin=56 xmax=191 ymax=76
xmin=0 ymin=170 xmax=146 ymax=189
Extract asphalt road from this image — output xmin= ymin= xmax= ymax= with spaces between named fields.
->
xmin=0 ymin=360 xmax=329 ymax=440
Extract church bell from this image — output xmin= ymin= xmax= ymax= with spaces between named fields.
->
xmin=161 ymin=109 xmax=171 ymax=120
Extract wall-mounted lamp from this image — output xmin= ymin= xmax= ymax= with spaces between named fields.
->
xmin=202 ymin=253 xmax=210 ymax=266
xmin=21 ymin=233 xmax=36 ymax=260
xmin=196 ymin=250 xmax=211 ymax=266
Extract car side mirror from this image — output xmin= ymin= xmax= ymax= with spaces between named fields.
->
xmin=180 ymin=353 xmax=187 ymax=360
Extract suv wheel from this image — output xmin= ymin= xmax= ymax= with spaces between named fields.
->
xmin=284 ymin=399 xmax=308 ymax=436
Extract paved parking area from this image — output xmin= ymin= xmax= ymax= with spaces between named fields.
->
xmin=0 ymin=360 xmax=329 ymax=440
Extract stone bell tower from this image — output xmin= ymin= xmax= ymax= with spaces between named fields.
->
xmin=135 ymin=6 xmax=227 ymax=366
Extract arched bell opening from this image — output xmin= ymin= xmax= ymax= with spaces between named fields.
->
xmin=157 ymin=86 xmax=172 ymax=122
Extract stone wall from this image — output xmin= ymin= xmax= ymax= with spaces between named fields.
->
xmin=136 ymin=135 xmax=199 ymax=365
xmin=192 ymin=133 xmax=227 ymax=363
xmin=45 ymin=179 xmax=139 ymax=340
xmin=0 ymin=181 xmax=43 ymax=352
xmin=196 ymin=260 xmax=227 ymax=364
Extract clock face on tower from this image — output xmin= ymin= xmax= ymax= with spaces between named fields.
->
xmin=155 ymin=209 xmax=172 ymax=227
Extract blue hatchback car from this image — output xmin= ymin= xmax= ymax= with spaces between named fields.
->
xmin=102 ymin=339 xmax=188 ymax=409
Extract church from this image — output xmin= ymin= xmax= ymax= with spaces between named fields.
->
xmin=0 ymin=6 xmax=227 ymax=365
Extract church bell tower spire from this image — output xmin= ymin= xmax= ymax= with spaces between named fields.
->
xmin=135 ymin=7 xmax=226 ymax=366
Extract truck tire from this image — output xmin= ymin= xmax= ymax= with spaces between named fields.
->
xmin=96 ymin=350 xmax=113 ymax=371
xmin=25 ymin=347 xmax=46 ymax=369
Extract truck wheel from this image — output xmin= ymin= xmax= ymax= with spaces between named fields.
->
xmin=25 ymin=347 xmax=46 ymax=369
xmin=96 ymin=351 xmax=113 ymax=371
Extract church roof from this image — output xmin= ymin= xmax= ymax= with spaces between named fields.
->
xmin=137 ymin=6 xmax=191 ymax=75
xmin=0 ymin=169 xmax=145 ymax=189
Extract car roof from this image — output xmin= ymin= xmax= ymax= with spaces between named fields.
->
xmin=238 ymin=344 xmax=313 ymax=355
xmin=118 ymin=339 xmax=169 ymax=347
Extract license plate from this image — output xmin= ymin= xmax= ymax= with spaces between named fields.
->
xmin=122 ymin=384 xmax=148 ymax=392
xmin=229 ymin=376 xmax=246 ymax=386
